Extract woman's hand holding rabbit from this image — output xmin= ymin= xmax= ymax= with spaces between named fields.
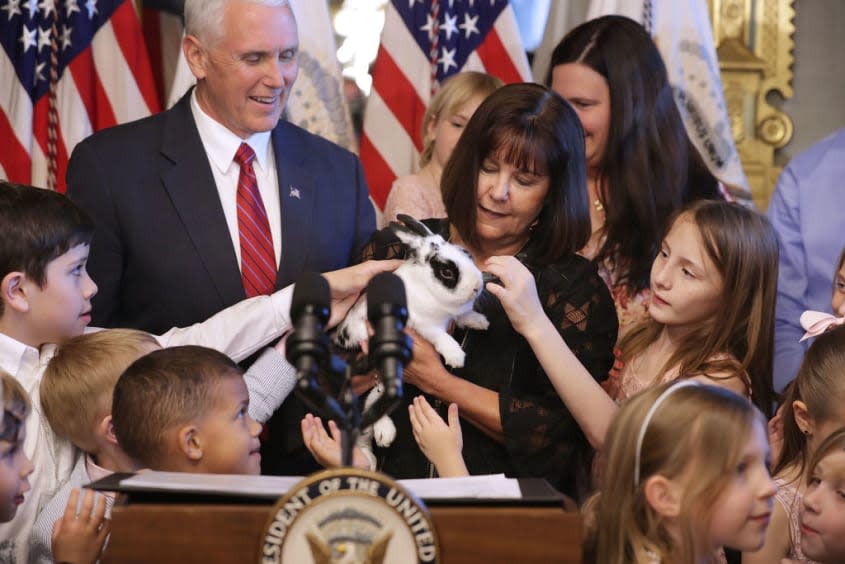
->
xmin=484 ymin=256 xmax=546 ymax=339
xmin=403 ymin=328 xmax=452 ymax=396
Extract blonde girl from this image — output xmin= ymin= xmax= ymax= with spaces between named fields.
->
xmin=743 ymin=326 xmax=845 ymax=563
xmin=381 ymin=71 xmax=503 ymax=226
xmin=584 ymin=382 xmax=776 ymax=564
xmin=486 ymin=200 xmax=778 ymax=451
xmin=798 ymin=427 xmax=845 ymax=563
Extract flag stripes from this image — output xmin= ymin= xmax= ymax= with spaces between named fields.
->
xmin=360 ymin=0 xmax=532 ymax=210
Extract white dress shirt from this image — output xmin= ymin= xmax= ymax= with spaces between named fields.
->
xmin=190 ymin=91 xmax=283 ymax=268
xmin=0 ymin=289 xmax=297 ymax=563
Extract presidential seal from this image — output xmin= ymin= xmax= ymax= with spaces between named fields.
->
xmin=260 ymin=468 xmax=439 ymax=564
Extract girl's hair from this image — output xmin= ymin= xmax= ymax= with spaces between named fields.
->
xmin=546 ymin=15 xmax=688 ymax=293
xmin=584 ymin=382 xmax=762 ymax=564
xmin=418 ymin=72 xmax=503 ymax=167
xmin=619 ymin=200 xmax=778 ymax=417
xmin=443 ymin=83 xmax=590 ymax=265
xmin=836 ymin=247 xmax=845 ymax=275
xmin=775 ymin=325 xmax=845 ymax=478
xmin=806 ymin=426 xmax=845 ymax=482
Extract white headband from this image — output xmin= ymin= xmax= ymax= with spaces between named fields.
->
xmin=633 ymin=380 xmax=702 ymax=487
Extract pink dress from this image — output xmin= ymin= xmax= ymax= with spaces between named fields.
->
xmin=380 ymin=173 xmax=446 ymax=227
xmin=592 ymin=255 xmax=651 ymax=341
xmin=607 ymin=352 xmax=745 ymax=403
xmin=774 ymin=478 xmax=822 ymax=564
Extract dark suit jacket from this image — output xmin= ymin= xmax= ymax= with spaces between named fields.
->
xmin=67 ymin=93 xmax=376 ymax=475
xmin=67 ymin=92 xmax=375 ymax=334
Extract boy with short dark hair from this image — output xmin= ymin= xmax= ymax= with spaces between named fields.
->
xmin=112 ymin=345 xmax=262 ymax=474
xmin=0 ymin=181 xmax=99 ymax=560
xmin=0 ymin=180 xmax=395 ymax=560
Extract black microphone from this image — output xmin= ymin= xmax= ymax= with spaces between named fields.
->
xmin=286 ymin=272 xmax=330 ymax=379
xmin=360 ymin=272 xmax=412 ymax=429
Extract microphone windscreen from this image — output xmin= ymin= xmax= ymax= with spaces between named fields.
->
xmin=367 ymin=272 xmax=407 ymax=322
xmin=291 ymin=272 xmax=330 ymax=322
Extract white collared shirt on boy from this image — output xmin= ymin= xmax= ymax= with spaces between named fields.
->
xmin=0 ymin=290 xmax=299 ymax=563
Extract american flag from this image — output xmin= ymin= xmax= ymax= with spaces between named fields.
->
xmin=361 ymin=0 xmax=531 ymax=210
xmin=0 ymin=0 xmax=159 ymax=192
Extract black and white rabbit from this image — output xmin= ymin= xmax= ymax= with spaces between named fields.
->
xmin=333 ymin=215 xmax=489 ymax=455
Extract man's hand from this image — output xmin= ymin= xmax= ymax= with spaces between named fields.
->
xmin=322 ymin=260 xmax=402 ymax=328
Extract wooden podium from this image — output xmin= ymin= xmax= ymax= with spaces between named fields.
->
xmin=97 ymin=478 xmax=583 ymax=563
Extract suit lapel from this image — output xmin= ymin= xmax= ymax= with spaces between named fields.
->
xmin=160 ymin=95 xmax=246 ymax=305
xmin=273 ymin=123 xmax=316 ymax=287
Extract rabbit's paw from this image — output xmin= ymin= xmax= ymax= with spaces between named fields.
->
xmin=373 ymin=416 xmax=397 ymax=447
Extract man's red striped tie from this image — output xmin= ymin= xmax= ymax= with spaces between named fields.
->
xmin=234 ymin=143 xmax=276 ymax=297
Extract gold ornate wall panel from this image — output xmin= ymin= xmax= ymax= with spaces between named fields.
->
xmin=709 ymin=0 xmax=795 ymax=209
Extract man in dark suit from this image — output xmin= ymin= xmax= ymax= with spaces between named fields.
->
xmin=66 ymin=0 xmax=376 ymax=474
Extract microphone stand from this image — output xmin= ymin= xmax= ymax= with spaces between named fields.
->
xmin=293 ymin=350 xmax=407 ymax=469
xmin=293 ymin=352 xmax=362 ymax=468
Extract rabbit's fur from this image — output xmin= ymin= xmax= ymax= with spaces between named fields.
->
xmin=334 ymin=216 xmax=489 ymax=450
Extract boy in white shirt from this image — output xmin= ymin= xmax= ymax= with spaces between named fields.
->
xmin=0 ymin=180 xmax=395 ymax=561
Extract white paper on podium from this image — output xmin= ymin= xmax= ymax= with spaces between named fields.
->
xmin=399 ymin=474 xmax=522 ymax=499
xmin=118 ymin=471 xmax=522 ymax=500
xmin=120 ymin=472 xmax=305 ymax=497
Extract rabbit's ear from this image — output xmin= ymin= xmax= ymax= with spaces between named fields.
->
xmin=396 ymin=214 xmax=434 ymax=237
xmin=393 ymin=227 xmax=423 ymax=253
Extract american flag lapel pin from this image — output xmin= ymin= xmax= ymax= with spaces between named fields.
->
xmin=289 ymin=185 xmax=301 ymax=199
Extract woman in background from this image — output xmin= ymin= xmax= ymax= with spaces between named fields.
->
xmin=547 ymin=15 xmax=723 ymax=338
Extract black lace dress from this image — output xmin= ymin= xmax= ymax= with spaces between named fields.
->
xmin=363 ymin=219 xmax=618 ymax=499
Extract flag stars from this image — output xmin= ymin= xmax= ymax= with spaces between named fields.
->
xmin=419 ymin=13 xmax=437 ymax=41
xmin=59 ymin=24 xmax=72 ymax=50
xmin=2 ymin=0 xmax=22 ymax=21
xmin=438 ymin=46 xmax=457 ymax=72
xmin=84 ymin=0 xmax=96 ymax=19
xmin=37 ymin=25 xmax=51 ymax=52
xmin=33 ymin=61 xmax=47 ymax=85
xmin=38 ymin=0 xmax=55 ymax=17
xmin=441 ymin=12 xmax=458 ymax=41
xmin=23 ymin=0 xmax=37 ymax=19
xmin=459 ymin=12 xmax=479 ymax=39
xmin=19 ymin=24 xmax=37 ymax=52
xmin=65 ymin=0 xmax=79 ymax=16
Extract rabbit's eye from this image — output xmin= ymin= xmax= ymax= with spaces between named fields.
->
xmin=431 ymin=258 xmax=459 ymax=289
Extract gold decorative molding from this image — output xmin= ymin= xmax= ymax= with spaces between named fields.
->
xmin=709 ymin=0 xmax=795 ymax=209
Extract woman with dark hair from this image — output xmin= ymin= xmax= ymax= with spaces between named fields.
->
xmin=352 ymin=83 xmax=618 ymax=499
xmin=547 ymin=15 xmax=722 ymax=338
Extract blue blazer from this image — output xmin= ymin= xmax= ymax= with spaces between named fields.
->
xmin=67 ymin=92 xmax=376 ymax=334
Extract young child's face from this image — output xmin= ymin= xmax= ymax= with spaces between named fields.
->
xmin=26 ymin=244 xmax=97 ymax=345
xmin=428 ymin=94 xmax=485 ymax=170
xmin=800 ymin=449 xmax=845 ymax=562
xmin=832 ymin=261 xmax=845 ymax=317
xmin=706 ymin=419 xmax=777 ymax=552
xmin=648 ymin=215 xmax=724 ymax=333
xmin=196 ymin=373 xmax=262 ymax=475
xmin=0 ymin=415 xmax=34 ymax=522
